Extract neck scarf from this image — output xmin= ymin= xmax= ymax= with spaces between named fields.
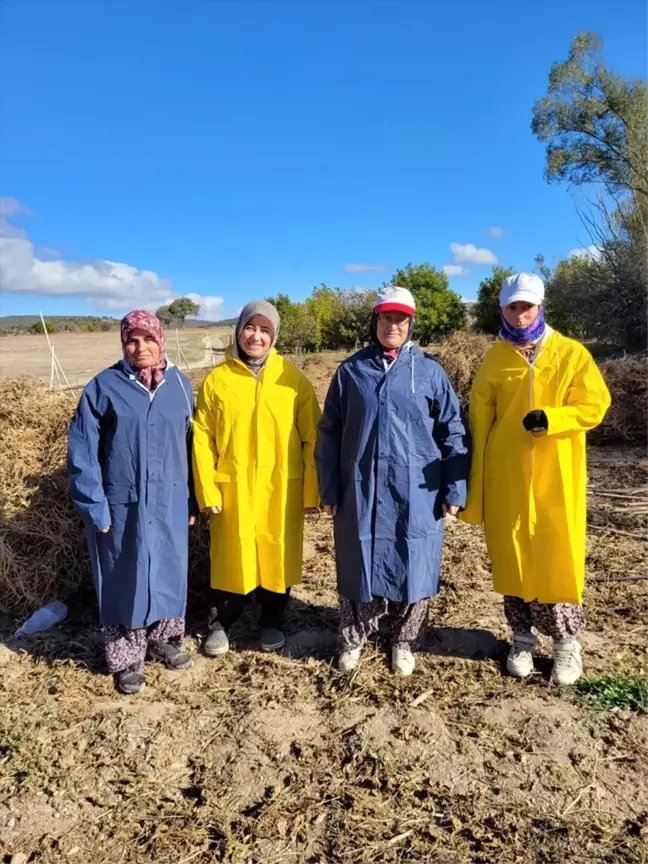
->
xmin=120 ymin=310 xmax=167 ymax=390
xmin=500 ymin=306 xmax=546 ymax=346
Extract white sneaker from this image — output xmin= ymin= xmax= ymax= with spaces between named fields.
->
xmin=551 ymin=638 xmax=583 ymax=686
xmin=506 ymin=634 xmax=536 ymax=678
xmin=338 ymin=647 xmax=362 ymax=673
xmin=392 ymin=645 xmax=415 ymax=677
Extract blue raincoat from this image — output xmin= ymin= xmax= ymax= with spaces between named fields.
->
xmin=315 ymin=344 xmax=469 ymax=604
xmin=67 ymin=360 xmax=195 ymax=628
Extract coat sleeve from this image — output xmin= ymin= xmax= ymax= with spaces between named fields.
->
xmin=431 ymin=367 xmax=470 ymax=508
xmin=297 ymin=376 xmax=322 ymax=508
xmin=67 ymin=379 xmax=110 ymax=531
xmin=192 ymin=377 xmax=222 ymax=511
xmin=315 ymin=367 xmax=344 ymax=507
xmin=460 ymin=358 xmax=496 ymax=525
xmin=542 ymin=349 xmax=611 ymax=436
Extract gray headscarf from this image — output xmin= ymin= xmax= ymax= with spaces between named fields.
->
xmin=235 ymin=299 xmax=281 ymax=374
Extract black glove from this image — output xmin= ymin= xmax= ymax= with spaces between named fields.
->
xmin=522 ymin=410 xmax=548 ymax=433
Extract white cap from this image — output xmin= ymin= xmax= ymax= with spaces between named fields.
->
xmin=373 ymin=285 xmax=416 ymax=316
xmin=499 ymin=273 xmax=545 ymax=307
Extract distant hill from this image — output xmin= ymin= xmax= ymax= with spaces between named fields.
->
xmin=0 ymin=314 xmax=236 ymax=336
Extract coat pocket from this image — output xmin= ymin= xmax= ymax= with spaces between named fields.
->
xmin=104 ymin=483 xmax=139 ymax=504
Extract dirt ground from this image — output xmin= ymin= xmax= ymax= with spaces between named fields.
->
xmin=1 ymin=354 xmax=647 ymax=863
xmin=0 ymin=327 xmax=234 ymax=387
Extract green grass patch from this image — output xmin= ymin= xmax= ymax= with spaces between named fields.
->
xmin=571 ymin=673 xmax=648 ymax=714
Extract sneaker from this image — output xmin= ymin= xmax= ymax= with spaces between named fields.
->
xmin=392 ymin=645 xmax=415 ymax=677
xmin=551 ymin=638 xmax=583 ymax=686
xmin=261 ymin=628 xmax=286 ymax=652
xmin=116 ymin=663 xmax=145 ymax=695
xmin=338 ymin=647 xmax=362 ymax=673
xmin=204 ymin=628 xmax=230 ymax=657
xmin=506 ymin=634 xmax=536 ymax=679
xmin=147 ymin=640 xmax=192 ymax=671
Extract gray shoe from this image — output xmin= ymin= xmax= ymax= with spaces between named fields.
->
xmin=116 ymin=663 xmax=145 ymax=695
xmin=204 ymin=628 xmax=230 ymax=657
xmin=261 ymin=628 xmax=286 ymax=652
xmin=147 ymin=640 xmax=192 ymax=670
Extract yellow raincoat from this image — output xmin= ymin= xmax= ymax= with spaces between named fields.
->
xmin=192 ymin=348 xmax=321 ymax=595
xmin=461 ymin=329 xmax=610 ymax=604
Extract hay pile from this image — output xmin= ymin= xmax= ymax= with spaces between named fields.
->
xmin=594 ymin=353 xmax=648 ymax=445
xmin=0 ymin=377 xmax=212 ymax=618
xmin=430 ymin=331 xmax=494 ymax=407
xmin=0 ymin=378 xmax=88 ymax=615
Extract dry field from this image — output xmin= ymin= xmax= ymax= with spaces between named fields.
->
xmin=0 ymin=350 xmax=647 ymax=864
xmin=0 ymin=327 xmax=234 ymax=387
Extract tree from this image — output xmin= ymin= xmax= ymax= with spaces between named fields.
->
xmin=532 ymin=31 xmax=648 ymax=226
xmin=473 ymin=266 xmax=515 ymax=335
xmin=168 ymin=297 xmax=200 ymax=328
xmin=389 ymin=263 xmax=466 ymax=345
xmin=28 ymin=319 xmax=56 ymax=335
xmin=531 ymin=32 xmax=648 ymax=351
xmin=156 ymin=305 xmax=173 ymax=326
xmin=544 ymin=256 xmax=600 ymax=339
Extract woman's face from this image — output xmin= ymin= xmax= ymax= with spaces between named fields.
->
xmin=376 ymin=311 xmax=411 ymax=350
xmin=124 ymin=328 xmax=161 ymax=368
xmin=503 ymin=302 xmax=540 ymax=329
xmin=239 ymin=314 xmax=274 ymax=358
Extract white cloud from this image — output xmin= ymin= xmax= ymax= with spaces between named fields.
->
xmin=343 ymin=263 xmax=387 ymax=274
xmin=569 ymin=244 xmax=603 ymax=261
xmin=450 ymin=242 xmax=498 ymax=265
xmin=186 ymin=293 xmax=225 ymax=321
xmin=488 ymin=226 xmax=505 ymax=238
xmin=443 ymin=264 xmax=470 ymax=277
xmin=0 ymin=197 xmax=220 ymax=315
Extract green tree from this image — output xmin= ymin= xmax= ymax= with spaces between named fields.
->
xmin=28 ymin=319 xmax=56 ymax=335
xmin=545 ymin=255 xmax=599 ymax=339
xmin=168 ymin=297 xmax=200 ymax=328
xmin=156 ymin=305 xmax=173 ymax=326
xmin=473 ymin=266 xmax=515 ymax=335
xmin=389 ymin=263 xmax=466 ymax=345
xmin=532 ymin=31 xmax=648 ymax=222
xmin=267 ymin=293 xmax=316 ymax=353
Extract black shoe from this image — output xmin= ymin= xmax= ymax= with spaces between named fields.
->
xmin=115 ymin=663 xmax=145 ymax=695
xmin=147 ymin=640 xmax=193 ymax=670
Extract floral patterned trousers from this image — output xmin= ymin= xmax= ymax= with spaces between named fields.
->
xmin=503 ymin=597 xmax=586 ymax=640
xmin=103 ymin=617 xmax=185 ymax=673
xmin=338 ymin=595 xmax=429 ymax=652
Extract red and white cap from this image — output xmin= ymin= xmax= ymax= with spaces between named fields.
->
xmin=373 ymin=285 xmax=416 ymax=316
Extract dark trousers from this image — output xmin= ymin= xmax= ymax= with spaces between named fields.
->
xmin=209 ymin=587 xmax=291 ymax=633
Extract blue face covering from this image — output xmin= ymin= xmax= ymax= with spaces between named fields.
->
xmin=500 ymin=305 xmax=545 ymax=346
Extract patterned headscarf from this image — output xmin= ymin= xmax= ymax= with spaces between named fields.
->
xmin=500 ymin=305 xmax=546 ymax=346
xmin=120 ymin=310 xmax=167 ymax=390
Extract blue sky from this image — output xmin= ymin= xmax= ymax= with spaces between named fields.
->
xmin=1 ymin=0 xmax=646 ymax=320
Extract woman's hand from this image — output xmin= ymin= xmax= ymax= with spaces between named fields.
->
xmin=442 ymin=504 xmax=460 ymax=518
xmin=203 ymin=506 xmax=222 ymax=516
xmin=189 ymin=516 xmax=196 ymax=526
xmin=323 ymin=504 xmax=338 ymax=517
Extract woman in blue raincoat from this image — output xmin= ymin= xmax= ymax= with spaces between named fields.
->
xmin=316 ymin=286 xmax=469 ymax=676
xmin=68 ymin=310 xmax=196 ymax=695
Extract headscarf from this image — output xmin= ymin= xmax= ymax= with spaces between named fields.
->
xmin=120 ymin=310 xmax=167 ymax=390
xmin=235 ymin=300 xmax=281 ymax=374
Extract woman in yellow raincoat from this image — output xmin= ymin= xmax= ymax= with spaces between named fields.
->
xmin=461 ymin=274 xmax=610 ymax=685
xmin=192 ymin=300 xmax=321 ymax=655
